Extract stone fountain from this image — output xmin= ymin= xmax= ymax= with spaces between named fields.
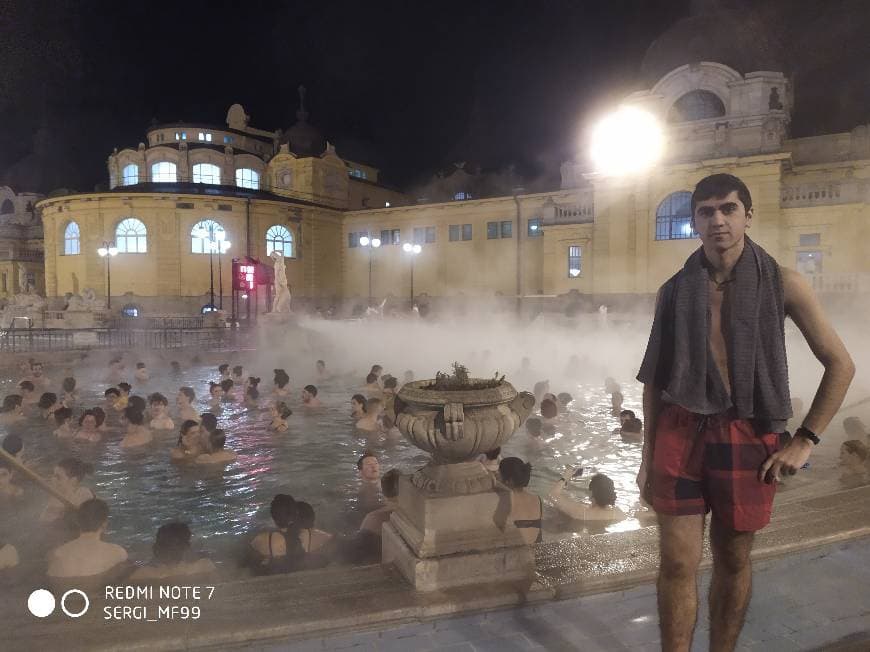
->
xmin=383 ymin=366 xmax=536 ymax=591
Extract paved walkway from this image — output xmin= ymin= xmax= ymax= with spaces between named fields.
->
xmin=268 ymin=537 xmax=870 ymax=652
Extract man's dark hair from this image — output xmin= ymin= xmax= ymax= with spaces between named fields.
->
xmin=304 ymin=384 xmax=318 ymax=396
xmin=77 ymin=498 xmax=110 ymax=532
xmin=105 ymin=387 xmax=121 ymax=398
xmin=383 ymin=376 xmax=397 ymax=390
xmin=200 ymin=412 xmax=218 ymax=433
xmin=2 ymin=434 xmax=23 ymax=456
xmin=623 ymin=417 xmax=643 ymax=434
xmin=357 ymin=450 xmax=377 ymax=470
xmin=118 ymin=382 xmax=132 ymax=394
xmin=619 ymin=409 xmax=636 ymax=419
xmin=691 ymin=173 xmax=753 ymax=215
xmin=153 ymin=522 xmax=192 ymax=565
xmin=179 ymin=386 xmax=195 ymax=401
xmin=18 ymin=380 xmax=34 ymax=392
xmin=366 ymin=372 xmax=378 ymax=384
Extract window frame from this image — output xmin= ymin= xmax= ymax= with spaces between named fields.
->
xmin=190 ymin=219 xmax=225 ymax=254
xmin=501 ymin=220 xmax=512 ymax=238
xmin=527 ymin=217 xmax=543 ymax=237
xmin=568 ymin=245 xmax=582 ymax=278
xmin=115 ymin=218 xmax=148 ymax=254
xmin=425 ymin=226 xmax=436 ymax=243
xmin=192 ymin=163 xmax=221 ymax=185
xmin=63 ymin=221 xmax=81 ymax=256
xmin=655 ymin=191 xmax=696 ymax=241
xmin=121 ymin=164 xmax=139 ymax=186
xmin=235 ymin=168 xmax=260 ymax=190
xmin=151 ymin=161 xmax=177 ymax=183
xmin=486 ymin=221 xmax=499 ymax=239
xmin=266 ymin=224 xmax=294 ymax=258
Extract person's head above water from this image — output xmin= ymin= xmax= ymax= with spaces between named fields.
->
xmin=557 ymin=392 xmax=573 ymax=407
xmin=622 ymin=417 xmax=643 ymax=434
xmin=274 ymin=369 xmax=290 ymax=388
xmin=302 ymin=385 xmax=318 ymax=399
xmin=296 ymin=501 xmax=316 ymax=529
xmin=690 ymin=173 xmax=753 ymax=253
xmin=118 ymin=382 xmax=132 ymax=396
xmin=148 ymin=392 xmax=168 ymax=407
xmin=499 ymin=457 xmax=532 ymax=489
xmin=270 ymin=494 xmax=297 ymax=529
xmin=124 ymin=405 xmax=145 ymax=426
xmin=2 ymin=434 xmax=23 ymax=456
xmin=78 ymin=410 xmax=98 ymax=429
xmin=1 ymin=395 xmax=22 ymax=413
xmin=316 ymin=360 xmax=326 ymax=371
xmin=77 ymin=498 xmax=109 ymax=534
xmin=92 ymin=407 xmax=106 ymax=426
xmin=200 ymin=413 xmax=218 ymax=433
xmin=128 ymin=395 xmax=146 ymax=413
xmin=18 ymin=380 xmax=34 ymax=394
xmin=54 ymin=406 xmax=73 ymax=425
xmin=351 ymin=394 xmax=366 ymax=412
xmin=232 ymin=365 xmax=243 ymax=378
xmin=218 ymin=364 xmax=229 ymax=375
xmin=38 ymin=392 xmax=57 ymax=410
xmin=364 ymin=397 xmax=383 ymax=415
xmin=274 ymin=401 xmax=292 ymax=420
xmin=136 ymin=362 xmax=146 ymax=370
xmin=365 ymin=372 xmax=378 ymax=385
xmin=104 ymin=387 xmax=121 ymax=399
xmin=383 ymin=376 xmax=398 ymax=391
xmin=370 ymin=365 xmax=383 ymax=377
xmin=357 ymin=451 xmax=380 ymax=482
xmin=152 ymin=522 xmax=192 ymax=565
xmin=589 ymin=474 xmax=617 ymax=507
xmin=525 ymin=417 xmax=542 ymax=437
xmin=540 ymin=398 xmax=558 ymax=420
xmin=62 ymin=377 xmax=76 ymax=393
xmin=220 ymin=378 xmax=234 ymax=393
xmin=56 ymin=457 xmax=93 ymax=483
xmin=178 ymin=387 xmax=195 ymax=404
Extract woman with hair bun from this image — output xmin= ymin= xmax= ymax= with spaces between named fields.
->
xmin=498 ymin=457 xmax=543 ymax=545
xmin=548 ymin=469 xmax=626 ymax=522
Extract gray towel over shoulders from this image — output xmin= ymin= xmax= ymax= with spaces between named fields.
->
xmin=636 ymin=236 xmax=792 ymax=432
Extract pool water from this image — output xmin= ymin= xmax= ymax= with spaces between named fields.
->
xmin=0 ymin=352 xmax=848 ymax=572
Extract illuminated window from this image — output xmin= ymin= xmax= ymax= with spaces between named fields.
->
xmin=667 ymin=90 xmax=726 ymax=123
xmin=192 ymin=163 xmax=221 ymax=184
xmin=201 ymin=304 xmax=217 ymax=314
xmin=235 ymin=168 xmax=260 ymax=190
xmin=151 ymin=161 xmax=177 ymax=182
xmin=223 ymin=135 xmax=233 ymax=144
xmin=454 ymin=191 xmax=471 ymax=201
xmin=121 ymin=304 xmax=140 ymax=317
xmin=122 ymin=164 xmax=139 ymax=186
xmin=115 ymin=218 xmax=148 ymax=253
xmin=655 ymin=191 xmax=695 ymax=240
xmin=63 ymin=221 xmax=81 ymax=255
xmin=190 ymin=219 xmax=225 ymax=254
xmin=527 ymin=218 xmax=543 ymax=237
xmin=568 ymin=245 xmax=582 ymax=277
xmin=266 ymin=224 xmax=293 ymax=257
xmin=501 ymin=221 xmax=512 ymax=238
xmin=414 ymin=226 xmax=436 ymax=244
xmin=487 ymin=222 xmax=499 ymax=239
xmin=380 ymin=229 xmax=401 ymax=245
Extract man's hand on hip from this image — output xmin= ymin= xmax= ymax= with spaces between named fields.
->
xmin=759 ymin=436 xmax=813 ymax=484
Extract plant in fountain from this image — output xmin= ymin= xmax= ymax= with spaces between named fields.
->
xmin=426 ymin=362 xmax=505 ymax=391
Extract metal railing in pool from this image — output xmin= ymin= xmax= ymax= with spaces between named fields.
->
xmin=0 ymin=326 xmax=245 ymax=352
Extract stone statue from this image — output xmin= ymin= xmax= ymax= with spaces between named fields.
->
xmin=270 ymin=250 xmax=292 ymax=313
xmin=769 ymin=87 xmax=783 ymax=111
xmin=63 ymin=288 xmax=105 ymax=312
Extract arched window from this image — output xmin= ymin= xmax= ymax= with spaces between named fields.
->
xmin=266 ymin=225 xmax=293 ymax=258
xmin=0 ymin=199 xmax=14 ymax=214
xmin=121 ymin=304 xmax=140 ymax=318
xmin=667 ymin=90 xmax=726 ymax=123
xmin=655 ymin=191 xmax=696 ymax=240
xmin=235 ymin=168 xmax=260 ymax=189
xmin=122 ymin=164 xmax=139 ymax=186
xmin=192 ymin=163 xmax=221 ymax=184
xmin=63 ymin=221 xmax=81 ymax=255
xmin=151 ymin=161 xmax=177 ymax=182
xmin=115 ymin=218 xmax=148 ymax=253
xmin=201 ymin=304 xmax=218 ymax=314
xmin=190 ymin=219 xmax=225 ymax=254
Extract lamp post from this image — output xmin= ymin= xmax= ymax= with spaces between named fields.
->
xmin=358 ymin=235 xmax=381 ymax=305
xmin=194 ymin=228 xmax=216 ymax=310
xmin=215 ymin=231 xmax=231 ymax=310
xmin=402 ymin=242 xmax=422 ymax=308
xmin=96 ymin=241 xmax=119 ymax=309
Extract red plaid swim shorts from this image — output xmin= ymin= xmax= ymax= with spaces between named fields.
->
xmin=649 ymin=403 xmax=780 ymax=532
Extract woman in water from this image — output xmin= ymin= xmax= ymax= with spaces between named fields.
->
xmin=498 ymin=457 xmax=543 ymax=545
xmin=244 ymin=380 xmax=261 ymax=409
xmin=61 ymin=377 xmax=78 ymax=408
xmin=195 ymin=429 xmax=237 ymax=465
xmin=148 ymin=393 xmax=175 ymax=430
xmin=220 ymin=378 xmax=235 ymax=401
xmin=548 ymin=470 xmax=626 ymax=522
xmin=129 ymin=522 xmax=216 ymax=581
xmin=355 ymin=398 xmax=383 ymax=433
xmin=40 ymin=458 xmax=96 ymax=523
xmin=171 ymin=420 xmax=205 ymax=462
xmin=208 ymin=382 xmax=224 ymax=409
xmin=295 ymin=502 xmax=333 ymax=554
xmin=75 ymin=410 xmax=103 ymax=443
xmin=273 ymin=369 xmax=291 ymax=398
xmin=350 ymin=394 xmax=366 ymax=420
xmin=246 ymin=494 xmax=305 ymax=575
xmin=269 ymin=402 xmax=292 ymax=432
xmin=38 ymin=392 xmax=59 ymax=420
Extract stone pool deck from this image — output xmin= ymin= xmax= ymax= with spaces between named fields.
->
xmin=4 ymin=482 xmax=869 ymax=652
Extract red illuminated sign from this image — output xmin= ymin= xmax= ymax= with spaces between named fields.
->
xmin=232 ymin=257 xmax=260 ymax=291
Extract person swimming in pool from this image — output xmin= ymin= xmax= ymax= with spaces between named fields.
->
xmin=195 ymin=429 xmax=237 ymax=465
xmin=75 ymin=410 xmax=103 ymax=443
xmin=176 ymin=387 xmax=199 ymax=423
xmin=120 ymin=406 xmax=153 ymax=449
xmin=129 ymin=522 xmax=216 ymax=581
xmin=171 ymin=420 xmax=206 ymax=462
xmin=269 ymin=402 xmax=292 ymax=432
xmin=301 ymin=384 xmax=322 ymax=408
xmin=53 ymin=407 xmax=75 ymax=439
xmin=40 ymin=458 xmax=97 ymax=523
xmin=148 ymin=393 xmax=175 ymax=430
xmin=356 ymin=397 xmax=383 ymax=433
xmin=273 ymin=369 xmax=291 ymax=398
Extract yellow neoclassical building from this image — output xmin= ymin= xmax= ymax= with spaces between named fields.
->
xmin=37 ymin=65 xmax=870 ymax=317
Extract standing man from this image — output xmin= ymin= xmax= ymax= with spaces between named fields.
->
xmin=636 ymin=173 xmax=854 ymax=652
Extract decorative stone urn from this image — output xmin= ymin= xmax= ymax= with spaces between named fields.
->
xmin=383 ymin=376 xmax=537 ymax=592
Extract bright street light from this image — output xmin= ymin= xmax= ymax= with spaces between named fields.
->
xmin=590 ymin=105 xmax=663 ymax=176
xmin=360 ymin=235 xmax=370 ymax=247
xmin=97 ymin=240 xmax=119 ymax=309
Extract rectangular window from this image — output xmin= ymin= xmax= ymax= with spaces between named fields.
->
xmin=487 ymin=222 xmax=499 ymax=239
xmin=449 ymin=224 xmax=461 ymax=242
xmin=462 ymin=224 xmax=473 ymax=241
xmin=799 ymin=233 xmax=821 ymax=246
xmin=175 ymin=132 xmax=180 ymax=140
xmin=198 ymin=132 xmax=205 ymax=141
xmin=655 ymin=216 xmax=695 ymax=240
xmin=796 ymin=251 xmax=823 ymax=274
xmin=413 ymin=227 xmax=425 ymax=244
xmin=348 ymin=231 xmax=368 ymax=248
xmin=425 ymin=226 xmax=436 ymax=243
xmin=181 ymin=132 xmax=187 ymax=140
xmin=568 ymin=246 xmax=582 ymax=277
xmin=527 ymin=217 xmax=543 ymax=237
xmin=224 ymin=135 xmax=233 ymax=144
xmin=205 ymin=133 xmax=212 ymax=142
xmin=501 ymin=220 xmax=512 ymax=238
xmin=380 ymin=229 xmax=400 ymax=245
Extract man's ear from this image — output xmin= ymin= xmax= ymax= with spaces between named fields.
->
xmin=745 ymin=207 xmax=753 ymax=227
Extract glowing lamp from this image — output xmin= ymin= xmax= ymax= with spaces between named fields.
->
xmin=359 ymin=236 xmax=370 ymax=247
xmin=402 ymin=242 xmax=412 ymax=253
xmin=590 ymin=105 xmax=663 ymax=176
xmin=412 ymin=244 xmax=422 ymax=254
xmin=385 ymin=202 xmax=391 ymax=207
xmin=371 ymin=238 xmax=381 ymax=248
xmin=569 ymin=268 xmax=581 ymax=277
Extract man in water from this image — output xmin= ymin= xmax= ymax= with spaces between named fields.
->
xmin=357 ymin=451 xmax=382 ymax=512
xmin=636 ymin=174 xmax=854 ymax=652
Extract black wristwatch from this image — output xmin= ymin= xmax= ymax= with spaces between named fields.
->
xmin=794 ymin=426 xmax=820 ymax=446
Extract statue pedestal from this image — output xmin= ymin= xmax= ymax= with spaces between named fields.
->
xmin=382 ymin=469 xmax=535 ymax=592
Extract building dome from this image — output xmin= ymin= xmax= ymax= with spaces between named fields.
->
xmin=279 ymin=85 xmax=327 ymax=158
xmin=641 ymin=10 xmax=785 ymax=86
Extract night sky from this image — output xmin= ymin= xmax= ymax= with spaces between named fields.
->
xmin=1 ymin=0 xmax=869 ymax=194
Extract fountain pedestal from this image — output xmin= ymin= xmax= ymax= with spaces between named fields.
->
xmin=384 ymin=378 xmax=536 ymax=591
